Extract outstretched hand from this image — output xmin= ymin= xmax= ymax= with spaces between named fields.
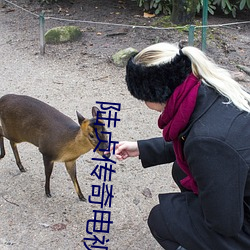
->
xmin=111 ymin=141 xmax=139 ymax=160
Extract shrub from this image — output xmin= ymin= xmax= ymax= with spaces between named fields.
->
xmin=135 ymin=0 xmax=250 ymax=17
xmin=135 ymin=0 xmax=172 ymax=15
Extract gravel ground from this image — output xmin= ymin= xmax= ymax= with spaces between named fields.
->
xmin=0 ymin=1 xmax=249 ymax=249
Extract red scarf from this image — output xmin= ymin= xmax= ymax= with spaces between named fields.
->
xmin=158 ymin=73 xmax=200 ymax=194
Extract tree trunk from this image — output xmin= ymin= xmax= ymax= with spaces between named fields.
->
xmin=171 ymin=0 xmax=198 ymax=25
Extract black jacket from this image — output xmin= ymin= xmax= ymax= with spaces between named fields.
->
xmin=138 ymin=84 xmax=250 ymax=249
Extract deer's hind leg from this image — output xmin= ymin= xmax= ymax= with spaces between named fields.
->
xmin=43 ymin=155 xmax=54 ymax=198
xmin=65 ymin=161 xmax=86 ymax=201
xmin=10 ymin=141 xmax=26 ymax=172
xmin=0 ymin=126 xmax=5 ymax=159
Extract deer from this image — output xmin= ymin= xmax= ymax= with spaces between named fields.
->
xmin=0 ymin=94 xmax=111 ymax=201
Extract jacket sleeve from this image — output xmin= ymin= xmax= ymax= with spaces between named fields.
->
xmin=185 ymin=136 xmax=248 ymax=237
xmin=137 ymin=137 xmax=175 ymax=168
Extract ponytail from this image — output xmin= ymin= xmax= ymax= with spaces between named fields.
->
xmin=182 ymin=46 xmax=250 ymax=112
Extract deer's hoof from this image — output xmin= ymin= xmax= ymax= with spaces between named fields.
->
xmin=79 ymin=196 xmax=87 ymax=202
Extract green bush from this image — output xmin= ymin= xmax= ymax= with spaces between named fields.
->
xmin=135 ymin=0 xmax=172 ymax=15
xmin=135 ymin=0 xmax=250 ymax=17
xmin=196 ymin=0 xmax=216 ymax=15
xmin=212 ymin=0 xmax=250 ymax=17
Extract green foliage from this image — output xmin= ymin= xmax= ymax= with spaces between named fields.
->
xmin=134 ymin=0 xmax=250 ymax=18
xmin=239 ymin=0 xmax=250 ymax=9
xmin=197 ymin=0 xmax=217 ymax=15
xmin=135 ymin=0 xmax=172 ymax=15
xmin=213 ymin=0 xmax=237 ymax=17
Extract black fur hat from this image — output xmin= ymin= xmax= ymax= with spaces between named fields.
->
xmin=125 ymin=52 xmax=192 ymax=103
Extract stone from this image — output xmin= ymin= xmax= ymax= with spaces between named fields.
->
xmin=142 ymin=187 xmax=152 ymax=198
xmin=231 ymin=71 xmax=247 ymax=82
xmin=0 ymin=0 xmax=6 ymax=8
xmin=44 ymin=26 xmax=82 ymax=44
xmin=237 ymin=65 xmax=250 ymax=76
xmin=112 ymin=47 xmax=138 ymax=67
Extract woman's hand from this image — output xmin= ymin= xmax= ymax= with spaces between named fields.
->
xmin=112 ymin=141 xmax=139 ymax=160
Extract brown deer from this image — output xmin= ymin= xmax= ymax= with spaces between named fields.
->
xmin=0 ymin=94 xmax=111 ymax=201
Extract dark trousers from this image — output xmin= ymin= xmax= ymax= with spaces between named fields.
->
xmin=148 ymin=162 xmax=188 ymax=250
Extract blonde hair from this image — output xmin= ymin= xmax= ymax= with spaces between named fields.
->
xmin=134 ymin=42 xmax=250 ymax=113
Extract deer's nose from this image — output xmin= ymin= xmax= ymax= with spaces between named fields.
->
xmin=104 ymin=151 xmax=111 ymax=158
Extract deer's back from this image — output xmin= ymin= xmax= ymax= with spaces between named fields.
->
xmin=0 ymin=94 xmax=79 ymax=147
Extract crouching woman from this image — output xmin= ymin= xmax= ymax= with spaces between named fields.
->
xmin=114 ymin=42 xmax=250 ymax=250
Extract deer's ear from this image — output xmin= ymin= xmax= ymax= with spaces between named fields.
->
xmin=92 ymin=106 xmax=101 ymax=118
xmin=76 ymin=111 xmax=85 ymax=125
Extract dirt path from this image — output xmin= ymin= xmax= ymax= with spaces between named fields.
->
xmin=0 ymin=1 xmax=249 ymax=249
xmin=0 ymin=2 xmax=174 ymax=250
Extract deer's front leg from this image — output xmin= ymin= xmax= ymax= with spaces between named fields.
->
xmin=43 ymin=155 xmax=54 ymax=198
xmin=65 ymin=160 xmax=86 ymax=201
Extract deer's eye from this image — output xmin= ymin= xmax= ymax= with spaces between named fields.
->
xmin=89 ymin=133 xmax=95 ymax=139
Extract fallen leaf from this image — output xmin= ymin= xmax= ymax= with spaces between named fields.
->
xmin=51 ymin=223 xmax=67 ymax=231
xmin=143 ymin=12 xmax=155 ymax=18
xmin=142 ymin=187 xmax=152 ymax=198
